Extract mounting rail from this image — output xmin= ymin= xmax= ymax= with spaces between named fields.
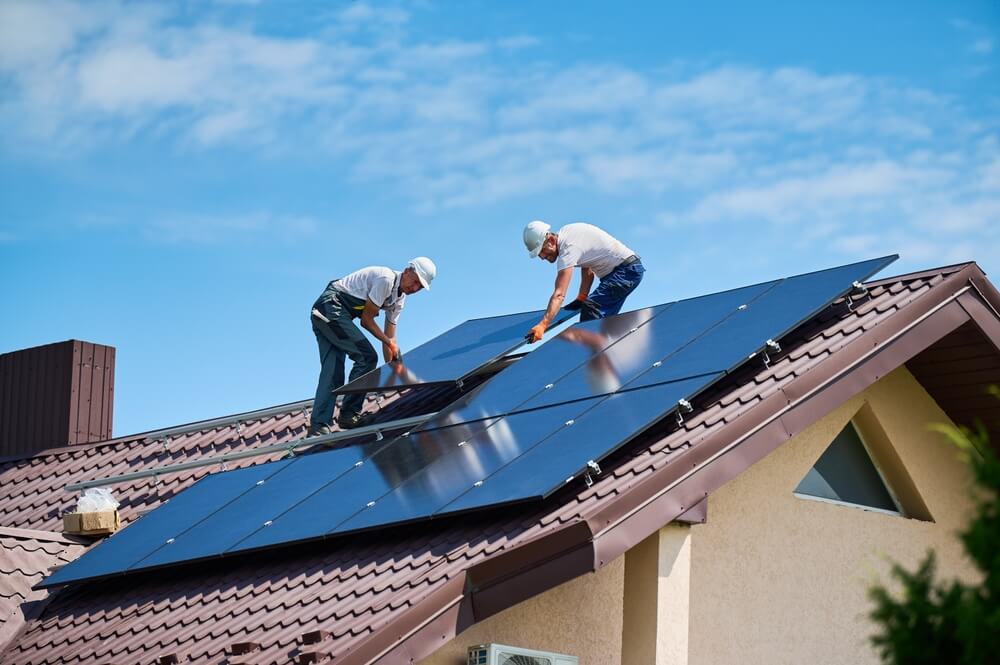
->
xmin=65 ymin=412 xmax=438 ymax=493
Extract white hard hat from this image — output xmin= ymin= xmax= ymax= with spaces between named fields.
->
xmin=523 ymin=220 xmax=551 ymax=258
xmin=408 ymin=256 xmax=436 ymax=290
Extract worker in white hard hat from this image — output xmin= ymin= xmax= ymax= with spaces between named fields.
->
xmin=308 ymin=257 xmax=436 ymax=434
xmin=523 ymin=221 xmax=643 ymax=343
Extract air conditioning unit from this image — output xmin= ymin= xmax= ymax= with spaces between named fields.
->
xmin=467 ymin=643 xmax=578 ymax=665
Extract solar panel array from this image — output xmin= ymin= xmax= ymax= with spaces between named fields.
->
xmin=334 ymin=309 xmax=578 ymax=394
xmin=42 ymin=256 xmax=896 ymax=588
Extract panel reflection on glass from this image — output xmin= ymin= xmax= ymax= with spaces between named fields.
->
xmin=516 ymin=281 xmax=779 ymax=411
xmin=335 ymin=309 xmax=578 ymax=394
xmin=628 ymin=255 xmax=897 ymax=388
xmin=429 ymin=305 xmax=671 ymax=424
xmin=332 ymin=399 xmax=594 ymax=534
xmin=229 ymin=417 xmax=499 ymax=551
xmin=441 ymin=375 xmax=722 ymax=515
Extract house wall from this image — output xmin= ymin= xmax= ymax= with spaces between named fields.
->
xmin=418 ymin=556 xmax=625 ymax=665
xmin=687 ymin=366 xmax=979 ymax=665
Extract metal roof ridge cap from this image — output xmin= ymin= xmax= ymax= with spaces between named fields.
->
xmin=864 ymin=261 xmax=976 ymax=287
xmin=582 ymin=269 xmax=978 ymax=541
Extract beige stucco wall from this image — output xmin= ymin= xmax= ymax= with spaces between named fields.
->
xmin=687 ymin=366 xmax=978 ymax=665
xmin=418 ymin=555 xmax=625 ymax=665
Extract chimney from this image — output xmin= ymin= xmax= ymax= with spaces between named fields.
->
xmin=0 ymin=340 xmax=115 ymax=456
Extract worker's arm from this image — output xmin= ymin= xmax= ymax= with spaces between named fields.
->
xmin=527 ymin=267 xmax=574 ymax=342
xmin=565 ymin=267 xmax=595 ymax=309
xmin=360 ymin=300 xmax=400 ymax=362
xmin=382 ymin=320 xmax=399 ymax=363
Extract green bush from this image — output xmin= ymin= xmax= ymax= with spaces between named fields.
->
xmin=868 ymin=387 xmax=1000 ymax=665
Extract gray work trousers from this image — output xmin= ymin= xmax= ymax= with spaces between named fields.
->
xmin=310 ymin=282 xmax=377 ymax=427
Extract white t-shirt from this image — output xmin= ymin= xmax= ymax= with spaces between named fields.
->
xmin=555 ymin=223 xmax=635 ymax=279
xmin=333 ymin=266 xmax=406 ymax=324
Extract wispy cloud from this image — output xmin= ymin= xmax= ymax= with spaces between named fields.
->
xmin=2 ymin=0 xmax=998 ymax=264
xmin=971 ymin=38 xmax=994 ymax=55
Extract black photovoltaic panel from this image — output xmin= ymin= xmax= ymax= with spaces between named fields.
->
xmin=41 ymin=460 xmax=293 ymax=588
xmin=338 ymin=374 xmax=720 ymax=533
xmin=480 ymin=280 xmax=779 ymax=416
xmin=41 ymin=255 xmax=897 ymax=588
xmin=334 ymin=309 xmax=578 ymax=394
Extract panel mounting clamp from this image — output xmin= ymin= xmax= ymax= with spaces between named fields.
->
xmin=675 ymin=399 xmax=693 ymax=426
xmin=761 ymin=338 xmax=781 ymax=366
xmin=845 ymin=280 xmax=871 ymax=312
xmin=583 ymin=461 xmax=601 ymax=488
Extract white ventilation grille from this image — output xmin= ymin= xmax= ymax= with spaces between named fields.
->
xmin=499 ymin=655 xmax=551 ymax=665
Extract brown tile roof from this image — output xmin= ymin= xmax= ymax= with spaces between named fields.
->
xmin=0 ymin=527 xmax=86 ymax=652
xmin=1 ymin=262 xmax=998 ymax=665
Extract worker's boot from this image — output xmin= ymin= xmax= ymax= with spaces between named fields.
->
xmin=307 ymin=423 xmax=333 ymax=438
xmin=336 ymin=411 xmax=375 ymax=430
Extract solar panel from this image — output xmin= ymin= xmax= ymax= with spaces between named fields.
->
xmin=626 ymin=256 xmax=897 ymax=388
xmin=440 ymin=375 xmax=722 ymax=514
xmin=428 ymin=305 xmax=671 ymax=424
xmin=230 ymin=416 xmax=505 ymax=551
xmin=334 ymin=308 xmax=578 ymax=394
xmin=506 ymin=280 xmax=779 ymax=413
xmin=41 ymin=460 xmax=293 ymax=588
xmin=339 ymin=375 xmax=720 ymax=533
xmin=41 ymin=255 xmax=897 ymax=588
xmin=133 ymin=441 xmax=390 ymax=569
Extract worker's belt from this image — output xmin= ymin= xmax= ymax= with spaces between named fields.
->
xmin=616 ymin=255 xmax=641 ymax=269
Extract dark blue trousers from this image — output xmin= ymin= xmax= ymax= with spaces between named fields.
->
xmin=580 ymin=260 xmax=645 ymax=321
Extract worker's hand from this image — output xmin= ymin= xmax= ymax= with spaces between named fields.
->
xmin=564 ymin=294 xmax=588 ymax=311
xmin=383 ymin=340 xmax=400 ymax=363
xmin=526 ymin=323 xmax=547 ymax=344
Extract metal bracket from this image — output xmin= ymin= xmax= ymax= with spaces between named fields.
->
xmin=675 ymin=399 xmax=693 ymax=426
xmin=846 ymin=280 xmax=871 ymax=312
xmin=374 ymin=429 xmax=384 ymax=441
xmin=587 ymin=460 xmax=602 ymax=475
xmin=456 ymin=378 xmax=465 ymax=390
xmin=761 ymin=339 xmax=781 ymax=367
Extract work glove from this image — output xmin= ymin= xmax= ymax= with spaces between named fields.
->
xmin=526 ymin=323 xmax=547 ymax=343
xmin=563 ymin=295 xmax=588 ymax=311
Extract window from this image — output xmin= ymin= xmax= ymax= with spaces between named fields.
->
xmin=795 ymin=421 xmax=902 ymax=516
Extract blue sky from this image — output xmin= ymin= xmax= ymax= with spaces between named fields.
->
xmin=1 ymin=0 xmax=998 ymax=437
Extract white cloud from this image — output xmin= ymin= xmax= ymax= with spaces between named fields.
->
xmin=971 ymin=38 xmax=994 ymax=54
xmin=1 ymin=0 xmax=997 ymax=268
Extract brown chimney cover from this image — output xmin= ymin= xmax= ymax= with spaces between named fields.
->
xmin=0 ymin=339 xmax=115 ymax=456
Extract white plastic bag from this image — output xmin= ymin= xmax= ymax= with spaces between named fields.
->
xmin=76 ymin=487 xmax=119 ymax=513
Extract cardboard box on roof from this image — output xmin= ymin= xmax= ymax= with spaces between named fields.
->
xmin=63 ymin=509 xmax=120 ymax=536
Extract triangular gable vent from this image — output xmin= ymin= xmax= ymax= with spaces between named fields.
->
xmin=795 ymin=421 xmax=901 ymax=515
